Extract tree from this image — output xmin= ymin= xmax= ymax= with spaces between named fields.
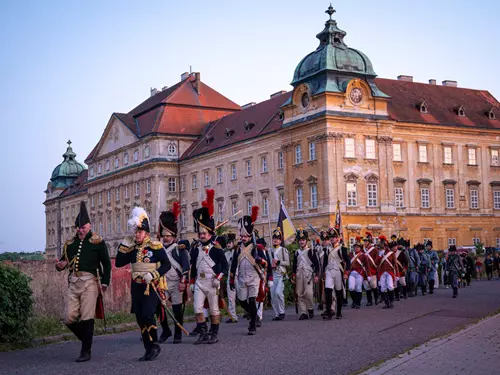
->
xmin=475 ymin=242 xmax=485 ymax=256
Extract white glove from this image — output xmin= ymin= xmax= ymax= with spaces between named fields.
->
xmin=367 ymin=276 xmax=372 ymax=282
xmin=190 ymin=283 xmax=195 ymax=293
xmin=212 ymin=278 xmax=220 ymax=289
xmin=143 ymin=273 xmax=153 ymax=284
xmin=267 ymin=281 xmax=273 ymax=288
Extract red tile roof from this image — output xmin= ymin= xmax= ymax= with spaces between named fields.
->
xmin=375 ymin=78 xmax=500 ymax=129
xmin=182 ymin=91 xmax=291 ymax=160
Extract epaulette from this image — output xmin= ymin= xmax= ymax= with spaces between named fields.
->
xmin=89 ymin=233 xmax=103 ymax=244
xmin=149 ymin=240 xmax=164 ymax=250
xmin=212 ymin=243 xmax=222 ymax=250
xmin=64 ymin=238 xmax=74 ymax=246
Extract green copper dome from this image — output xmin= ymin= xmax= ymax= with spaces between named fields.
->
xmin=50 ymin=140 xmax=86 ymax=189
xmin=292 ymin=6 xmax=376 ymax=85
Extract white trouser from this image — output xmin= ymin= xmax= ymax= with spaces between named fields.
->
xmin=296 ymin=269 xmax=314 ymax=315
xmin=237 ymin=273 xmax=260 ymax=301
xmin=271 ymin=273 xmax=286 ymax=316
xmin=398 ymin=276 xmax=407 ymax=287
xmin=434 ymin=270 xmax=439 ymax=288
xmin=363 ymin=276 xmax=378 ymax=290
xmin=348 ymin=271 xmax=363 ymax=292
xmin=325 ymin=267 xmax=343 ymax=291
xmin=257 ymin=301 xmax=263 ymax=320
xmin=193 ymin=277 xmax=219 ymax=316
xmin=226 ymin=276 xmax=238 ymax=321
xmin=166 ymin=278 xmax=182 ymax=305
xmin=380 ymin=272 xmax=394 ymax=292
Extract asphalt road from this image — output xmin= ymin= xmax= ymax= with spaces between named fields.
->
xmin=1 ymin=280 xmax=499 ymax=375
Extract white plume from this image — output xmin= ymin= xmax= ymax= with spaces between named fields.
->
xmin=128 ymin=206 xmax=148 ymax=229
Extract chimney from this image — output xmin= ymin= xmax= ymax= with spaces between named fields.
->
xmin=194 ymin=72 xmax=201 ymax=95
xmin=181 ymin=72 xmax=189 ymax=81
xmin=270 ymin=90 xmax=287 ymax=98
xmin=162 ymin=86 xmax=169 ymax=91
xmin=241 ymin=102 xmax=257 ymax=109
xmin=442 ymin=80 xmax=458 ymax=87
xmin=150 ymin=87 xmax=159 ymax=97
xmin=429 ymin=79 xmax=436 ymax=85
xmin=397 ymin=75 xmax=413 ymax=82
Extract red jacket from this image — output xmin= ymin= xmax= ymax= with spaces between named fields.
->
xmin=375 ymin=249 xmax=399 ymax=280
xmin=364 ymin=246 xmax=378 ymax=276
xmin=350 ymin=252 xmax=371 ymax=279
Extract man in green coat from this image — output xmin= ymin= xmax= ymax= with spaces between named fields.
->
xmin=55 ymin=201 xmax=111 ymax=362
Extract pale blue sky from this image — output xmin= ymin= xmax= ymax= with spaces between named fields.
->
xmin=0 ymin=0 xmax=498 ymax=252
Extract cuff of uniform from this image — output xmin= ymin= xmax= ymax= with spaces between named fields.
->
xmin=190 ymin=278 xmax=195 ymax=284
xmin=268 ymin=275 xmax=273 ymax=281
xmin=216 ymin=273 xmax=223 ymax=281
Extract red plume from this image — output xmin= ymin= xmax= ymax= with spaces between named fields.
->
xmin=316 ymin=238 xmax=320 ymax=244
xmin=366 ymin=231 xmax=372 ymax=237
xmin=202 ymin=201 xmax=208 ymax=208
xmin=172 ymin=201 xmax=181 ymax=221
xmin=251 ymin=206 xmax=259 ymax=223
xmin=355 ymin=236 xmax=362 ymax=241
xmin=379 ymin=235 xmax=387 ymax=242
xmin=206 ymin=189 xmax=215 ymax=217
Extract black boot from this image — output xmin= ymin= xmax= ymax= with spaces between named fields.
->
xmin=394 ymin=286 xmax=400 ymax=301
xmin=408 ymin=283 xmax=414 ymax=297
xmin=343 ymin=293 xmax=348 ymax=307
xmin=248 ymin=298 xmax=257 ymax=335
xmin=350 ymin=291 xmax=356 ymax=308
xmin=366 ymin=290 xmax=373 ymax=306
xmin=382 ymin=292 xmax=390 ymax=309
xmin=402 ymin=285 xmax=408 ymax=299
xmin=323 ymin=288 xmax=333 ymax=320
xmin=453 ymin=287 xmax=458 ymax=298
xmin=194 ymin=322 xmax=209 ymax=345
xmin=66 ymin=322 xmax=83 ymax=341
xmin=308 ymin=309 xmax=314 ymax=319
xmin=158 ymin=316 xmax=172 ymax=343
xmin=172 ymin=304 xmax=183 ymax=344
xmin=373 ymin=289 xmax=379 ymax=305
xmin=335 ymin=290 xmax=343 ymax=319
xmin=76 ymin=319 xmax=94 ymax=362
xmin=356 ymin=292 xmax=362 ymax=309
xmin=388 ymin=290 xmax=395 ymax=308
xmin=429 ymin=279 xmax=435 ymax=294
xmin=208 ymin=323 xmax=219 ymax=344
xmin=189 ymin=323 xmax=202 ymax=337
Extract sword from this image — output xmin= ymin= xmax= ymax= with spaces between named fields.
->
xmin=96 ymin=268 xmax=107 ymax=330
xmin=151 ymin=283 xmax=189 ymax=336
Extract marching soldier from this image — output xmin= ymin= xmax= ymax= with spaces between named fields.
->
xmin=323 ymin=228 xmax=350 ymax=320
xmin=348 ymin=241 xmax=371 ymax=309
xmin=255 ymin=237 xmax=272 ymax=327
xmin=417 ymin=243 xmax=430 ymax=295
xmin=157 ymin=203 xmax=190 ymax=344
xmin=292 ymin=229 xmax=319 ymax=320
xmin=189 ymin=189 xmax=228 ymax=344
xmin=269 ymin=228 xmax=290 ymax=321
xmin=376 ymin=239 xmax=398 ymax=309
xmin=318 ymin=230 xmax=331 ymax=316
xmin=230 ymin=207 xmax=270 ymax=335
xmin=115 ymin=207 xmax=171 ymax=361
xmin=407 ymin=243 xmax=421 ymax=297
xmin=224 ymin=233 xmax=238 ymax=323
xmin=425 ymin=240 xmax=439 ymax=294
xmin=394 ymin=238 xmax=409 ymax=301
xmin=55 ymin=201 xmax=111 ymax=362
xmin=446 ymin=245 xmax=465 ymax=298
xmin=363 ymin=233 xmax=378 ymax=306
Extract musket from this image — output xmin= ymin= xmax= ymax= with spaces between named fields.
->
xmin=96 ymin=268 xmax=107 ymax=330
xmin=151 ymin=283 xmax=189 ymax=336
xmin=214 ymin=210 xmax=243 ymax=231
xmin=301 ymin=217 xmax=321 ymax=237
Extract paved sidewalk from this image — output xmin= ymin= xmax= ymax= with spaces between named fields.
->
xmin=361 ymin=313 xmax=500 ymax=375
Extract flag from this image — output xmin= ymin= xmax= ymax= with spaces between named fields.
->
xmin=277 ymin=201 xmax=296 ymax=241
xmin=334 ymin=199 xmax=343 ymax=242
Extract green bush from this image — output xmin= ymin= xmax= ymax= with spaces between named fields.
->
xmin=0 ymin=262 xmax=34 ymax=349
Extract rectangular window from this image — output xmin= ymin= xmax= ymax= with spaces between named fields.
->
xmin=393 ymin=144 xmax=402 ymax=162
xmin=192 ymin=174 xmax=197 ymax=189
xmin=491 ymin=149 xmax=499 ymax=166
xmin=278 ymin=151 xmax=284 ymax=169
xmin=421 ymin=188 xmax=430 ymax=208
xmin=218 ymin=204 xmax=223 ymax=222
xmin=296 ymin=188 xmax=303 ymax=210
xmin=349 ymin=237 xmax=356 ymax=251
xmin=446 ymin=189 xmax=455 ymax=209
xmin=263 ymin=197 xmax=269 ymax=216
xmin=347 ymin=182 xmax=357 ymax=206
xmin=448 ymin=238 xmax=456 ymax=246
xmin=444 ymin=146 xmax=453 ymax=164
xmin=180 ymin=177 xmax=185 ymax=192
xmin=247 ymin=199 xmax=252 ymax=215
xmin=470 ymin=189 xmax=478 ymax=209
xmin=395 ymin=187 xmax=404 ymax=208
xmin=345 ymin=138 xmax=355 ymax=158
xmin=107 ymin=191 xmax=111 ymax=203
xmin=261 ymin=156 xmax=268 ymax=173
xmin=232 ymin=201 xmax=238 ymax=216
xmin=98 ymin=193 xmax=102 ymax=205
xmin=146 ymin=179 xmax=151 ymax=194
xmin=473 ymin=238 xmax=481 ymax=245
xmin=295 ymin=145 xmax=302 ymax=164
xmin=365 ymin=139 xmax=376 ymax=159
xmin=125 ymin=185 xmax=129 ymax=199
xmin=135 ymin=182 xmax=140 ymax=197
xmin=231 ymin=164 xmax=237 ymax=180
xmin=310 ymin=185 xmax=318 ymax=208
xmin=181 ymin=212 xmax=187 ymax=228
xmin=91 ymin=195 xmax=95 ymax=208
xmin=494 ymin=191 xmax=500 ymax=209
xmin=99 ymin=221 xmax=103 ymax=236
xmin=309 ymin=142 xmax=316 ymax=161
xmin=116 ymin=215 xmax=121 ymax=233
xmin=419 ymin=145 xmax=428 ymax=163
xmin=367 ymin=184 xmax=378 ymax=207
xmin=168 ymin=177 xmax=176 ymax=192
xmin=468 ymin=148 xmax=477 ymax=165
xmin=204 ymin=171 xmax=209 ymax=187
xmin=246 ymin=160 xmax=252 ymax=176
xmin=217 ymin=168 xmax=223 ymax=183
xmin=107 ymin=217 xmax=112 ymax=235
xmin=116 ymin=187 xmax=120 ymax=201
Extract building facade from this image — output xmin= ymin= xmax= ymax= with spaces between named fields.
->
xmin=44 ymin=8 xmax=500 ymax=259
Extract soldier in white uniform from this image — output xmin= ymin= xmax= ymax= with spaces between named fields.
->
xmin=323 ymin=228 xmax=351 ymax=320
xmin=269 ymin=228 xmax=290 ymax=321
xmin=292 ymin=229 xmax=319 ymax=320
xmin=224 ymin=233 xmax=238 ymax=323
xmin=189 ymin=189 xmax=228 ymax=345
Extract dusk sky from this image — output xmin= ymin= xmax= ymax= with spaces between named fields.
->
xmin=0 ymin=0 xmax=498 ymax=252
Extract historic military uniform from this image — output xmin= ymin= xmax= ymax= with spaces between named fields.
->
xmin=417 ymin=244 xmax=430 ymax=295
xmin=363 ymin=232 xmax=379 ymax=306
xmin=157 ymin=204 xmax=190 ymax=344
xmin=425 ymin=241 xmax=439 ymax=294
xmin=407 ymin=243 xmax=421 ymax=297
xmin=190 ymin=189 xmax=228 ymax=344
xmin=446 ymin=245 xmax=465 ymax=298
xmin=224 ymin=233 xmax=238 ymax=323
xmin=315 ymin=231 xmax=329 ymax=312
xmin=255 ymin=237 xmax=273 ymax=327
xmin=293 ymin=229 xmax=319 ymax=320
xmin=376 ymin=240 xmax=399 ymax=309
xmin=323 ymin=228 xmax=350 ymax=319
xmin=56 ymin=201 xmax=111 ymax=362
xmin=230 ymin=207 xmax=270 ymax=335
xmin=269 ymin=228 xmax=290 ymax=321
xmin=348 ymin=242 xmax=370 ymax=309
xmin=115 ymin=207 xmax=171 ymax=361
xmin=394 ymin=238 xmax=409 ymax=301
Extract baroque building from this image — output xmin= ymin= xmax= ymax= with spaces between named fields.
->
xmin=44 ymin=7 xmax=500 ymax=259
